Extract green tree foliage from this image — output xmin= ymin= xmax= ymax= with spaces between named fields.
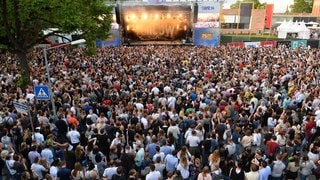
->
xmin=0 ymin=0 xmax=113 ymax=87
xmin=290 ymin=0 xmax=313 ymax=13
xmin=230 ymin=0 xmax=267 ymax=9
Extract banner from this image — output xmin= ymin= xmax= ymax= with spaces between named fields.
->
xmin=96 ymin=30 xmax=121 ymax=47
xmin=307 ymin=40 xmax=320 ymax=49
xmin=194 ymin=28 xmax=219 ymax=46
xmin=227 ymin=42 xmax=244 ymax=47
xmin=291 ymin=40 xmax=307 ymax=49
xmin=265 ymin=4 xmax=273 ymax=29
xmin=260 ymin=41 xmax=276 ymax=48
xmin=195 ymin=2 xmax=220 ymax=28
xmin=239 ymin=3 xmax=253 ymax=29
xmin=276 ymin=41 xmax=291 ymax=48
xmin=148 ymin=0 xmax=165 ymax=3
xmin=244 ymin=41 xmax=260 ymax=48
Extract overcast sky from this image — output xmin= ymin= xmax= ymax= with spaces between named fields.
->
xmin=223 ymin=0 xmax=294 ymax=13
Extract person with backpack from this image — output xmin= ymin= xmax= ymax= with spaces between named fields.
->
xmin=270 ymin=154 xmax=286 ymax=180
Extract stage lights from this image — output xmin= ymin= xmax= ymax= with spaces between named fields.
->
xmin=142 ymin=13 xmax=148 ymax=20
xmin=155 ymin=14 xmax=159 ymax=20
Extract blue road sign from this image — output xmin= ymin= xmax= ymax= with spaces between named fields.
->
xmin=13 ymin=102 xmax=28 ymax=115
xmin=34 ymin=85 xmax=50 ymax=100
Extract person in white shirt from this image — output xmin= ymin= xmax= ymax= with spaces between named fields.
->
xmin=146 ymin=164 xmax=162 ymax=180
xmin=151 ymin=86 xmax=160 ymax=96
xmin=176 ymin=156 xmax=190 ymax=179
xmin=32 ymin=127 xmax=44 ymax=145
xmin=226 ymin=138 xmax=236 ymax=157
xmin=167 ymin=121 xmax=180 ymax=141
xmin=186 ymin=130 xmax=200 ymax=157
xmin=153 ymin=146 xmax=165 ymax=163
xmin=67 ymin=125 xmax=80 ymax=149
xmin=86 ymin=109 xmax=98 ymax=123
xmin=252 ymin=128 xmax=262 ymax=154
xmin=102 ymin=160 xmax=117 ymax=180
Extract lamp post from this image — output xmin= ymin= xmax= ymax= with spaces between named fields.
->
xmin=42 ymin=39 xmax=86 ymax=120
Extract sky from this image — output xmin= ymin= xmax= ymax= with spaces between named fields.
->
xmin=223 ymin=0 xmax=294 ymax=13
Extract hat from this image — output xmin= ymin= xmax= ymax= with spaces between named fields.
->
xmin=35 ymin=127 xmax=41 ymax=130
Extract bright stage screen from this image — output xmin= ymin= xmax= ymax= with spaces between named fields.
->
xmin=122 ymin=6 xmax=191 ymax=41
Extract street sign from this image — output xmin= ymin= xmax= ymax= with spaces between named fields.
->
xmin=34 ymin=85 xmax=50 ymax=100
xmin=13 ymin=102 xmax=28 ymax=115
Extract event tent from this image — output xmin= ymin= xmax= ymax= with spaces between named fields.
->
xmin=277 ymin=21 xmax=311 ymax=39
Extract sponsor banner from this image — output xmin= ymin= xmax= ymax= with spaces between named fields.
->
xmin=226 ymin=42 xmax=244 ymax=47
xmin=194 ymin=28 xmax=219 ymax=46
xmin=260 ymin=41 xmax=276 ymax=48
xmin=195 ymin=1 xmax=220 ymax=28
xmin=291 ymin=40 xmax=307 ymax=49
xmin=306 ymin=40 xmax=320 ymax=49
xmin=198 ymin=1 xmax=220 ymax=13
xmin=265 ymin=4 xmax=273 ymax=29
xmin=96 ymin=30 xmax=121 ymax=47
xmin=276 ymin=41 xmax=291 ymax=48
xmin=148 ymin=0 xmax=166 ymax=3
xmin=244 ymin=41 xmax=260 ymax=48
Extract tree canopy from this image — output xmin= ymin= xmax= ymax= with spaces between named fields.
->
xmin=290 ymin=0 xmax=313 ymax=13
xmin=0 ymin=0 xmax=113 ymax=87
xmin=230 ymin=0 xmax=267 ymax=9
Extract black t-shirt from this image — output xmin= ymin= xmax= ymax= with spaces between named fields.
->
xmin=57 ymin=167 xmax=71 ymax=180
xmin=202 ymin=139 xmax=212 ymax=154
xmin=230 ymin=168 xmax=245 ymax=180
xmin=111 ymin=174 xmax=126 ymax=180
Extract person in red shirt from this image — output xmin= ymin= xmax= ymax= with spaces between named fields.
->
xmin=305 ymin=116 xmax=316 ymax=141
xmin=266 ymin=135 xmax=279 ymax=160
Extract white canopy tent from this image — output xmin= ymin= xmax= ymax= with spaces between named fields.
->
xmin=277 ymin=21 xmax=311 ymax=39
xmin=297 ymin=22 xmax=311 ymax=39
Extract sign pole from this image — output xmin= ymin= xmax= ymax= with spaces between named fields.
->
xmin=27 ymin=105 xmax=36 ymax=140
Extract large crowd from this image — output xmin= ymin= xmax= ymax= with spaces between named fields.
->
xmin=0 ymin=44 xmax=320 ymax=180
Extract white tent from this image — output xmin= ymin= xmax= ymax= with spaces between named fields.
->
xmin=277 ymin=20 xmax=289 ymax=39
xmin=297 ymin=22 xmax=311 ymax=39
xmin=277 ymin=21 xmax=311 ymax=39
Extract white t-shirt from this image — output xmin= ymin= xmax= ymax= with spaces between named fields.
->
xmin=103 ymin=167 xmax=117 ymax=180
xmin=33 ymin=132 xmax=44 ymax=144
xmin=67 ymin=130 xmax=80 ymax=144
xmin=146 ymin=170 xmax=161 ymax=180
xmin=186 ymin=135 xmax=200 ymax=147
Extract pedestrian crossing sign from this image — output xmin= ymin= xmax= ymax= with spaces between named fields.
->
xmin=34 ymin=85 xmax=50 ymax=100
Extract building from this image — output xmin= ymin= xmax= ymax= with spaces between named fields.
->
xmin=312 ymin=0 xmax=320 ymax=17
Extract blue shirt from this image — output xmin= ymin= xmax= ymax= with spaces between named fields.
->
xmin=135 ymin=148 xmax=145 ymax=167
xmin=164 ymin=154 xmax=178 ymax=172
xmin=232 ymin=132 xmax=241 ymax=144
xmin=259 ymin=166 xmax=271 ymax=180
xmin=160 ymin=145 xmax=173 ymax=156
xmin=146 ymin=143 xmax=159 ymax=159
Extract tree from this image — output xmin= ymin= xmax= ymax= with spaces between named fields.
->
xmin=230 ymin=0 xmax=267 ymax=9
xmin=290 ymin=0 xmax=313 ymax=13
xmin=0 ymin=0 xmax=113 ymax=88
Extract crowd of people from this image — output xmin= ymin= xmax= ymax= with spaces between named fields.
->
xmin=0 ymin=44 xmax=320 ymax=180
